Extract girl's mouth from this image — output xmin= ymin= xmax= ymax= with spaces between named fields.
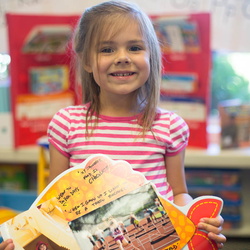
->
xmin=110 ymin=72 xmax=135 ymax=76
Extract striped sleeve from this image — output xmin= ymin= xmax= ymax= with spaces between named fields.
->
xmin=166 ymin=112 xmax=189 ymax=156
xmin=47 ymin=107 xmax=71 ymax=157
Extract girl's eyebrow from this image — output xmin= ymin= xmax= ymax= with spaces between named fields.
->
xmin=98 ymin=39 xmax=146 ymax=46
xmin=128 ymin=40 xmax=146 ymax=44
xmin=98 ymin=41 xmax=114 ymax=46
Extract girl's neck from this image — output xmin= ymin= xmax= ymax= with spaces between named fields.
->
xmin=99 ymin=96 xmax=141 ymax=117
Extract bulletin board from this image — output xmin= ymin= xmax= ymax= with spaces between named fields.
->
xmin=151 ymin=13 xmax=211 ymax=149
xmin=7 ymin=12 xmax=210 ymax=149
xmin=6 ymin=13 xmax=80 ymax=147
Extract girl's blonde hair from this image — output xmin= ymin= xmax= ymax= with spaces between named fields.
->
xmin=73 ymin=0 xmax=162 ymax=135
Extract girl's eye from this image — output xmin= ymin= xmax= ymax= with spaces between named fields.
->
xmin=130 ymin=46 xmax=142 ymax=51
xmin=100 ymin=47 xmax=114 ymax=53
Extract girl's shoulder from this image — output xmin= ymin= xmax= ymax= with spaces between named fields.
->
xmin=63 ymin=103 xmax=89 ymax=112
xmin=56 ymin=104 xmax=89 ymax=116
xmin=155 ymin=107 xmax=183 ymax=120
xmin=50 ymin=104 xmax=89 ymax=127
xmin=155 ymin=107 xmax=189 ymax=131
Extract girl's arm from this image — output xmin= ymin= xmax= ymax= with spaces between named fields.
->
xmin=48 ymin=144 xmax=69 ymax=183
xmin=165 ymin=150 xmax=226 ymax=249
xmin=165 ymin=149 xmax=192 ymax=206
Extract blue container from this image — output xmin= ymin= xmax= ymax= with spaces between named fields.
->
xmin=0 ymin=190 xmax=37 ymax=212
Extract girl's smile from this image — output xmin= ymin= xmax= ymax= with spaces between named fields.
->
xmin=109 ymin=70 xmax=137 ymax=82
xmin=109 ymin=71 xmax=136 ymax=77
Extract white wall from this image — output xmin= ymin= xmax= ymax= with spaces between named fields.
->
xmin=1 ymin=0 xmax=250 ymax=53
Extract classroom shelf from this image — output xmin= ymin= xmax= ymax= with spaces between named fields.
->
xmin=185 ymin=146 xmax=250 ymax=168
xmin=0 ymin=146 xmax=39 ymax=164
xmin=1 ymin=145 xmax=250 ymax=168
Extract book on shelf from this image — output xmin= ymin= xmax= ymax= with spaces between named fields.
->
xmin=219 ymin=100 xmax=250 ymax=149
xmin=22 ymin=25 xmax=72 ymax=54
xmin=29 ymin=65 xmax=69 ymax=95
xmin=0 ymin=154 xmax=223 ymax=250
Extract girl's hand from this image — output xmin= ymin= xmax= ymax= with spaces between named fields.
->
xmin=0 ymin=239 xmax=14 ymax=250
xmin=198 ymin=216 xmax=227 ymax=249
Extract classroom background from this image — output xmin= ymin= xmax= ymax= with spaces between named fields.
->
xmin=0 ymin=1 xmax=250 ymax=249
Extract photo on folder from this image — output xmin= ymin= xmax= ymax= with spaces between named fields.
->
xmin=69 ymin=182 xmax=179 ymax=250
xmin=0 ymin=197 xmax=79 ymax=250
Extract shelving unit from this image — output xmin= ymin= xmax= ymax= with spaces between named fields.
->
xmin=0 ymin=147 xmax=39 ymax=211
xmin=0 ymin=146 xmax=249 ymax=236
xmin=0 ymin=146 xmax=39 ymax=164
xmin=186 ymin=146 xmax=250 ymax=168
xmin=224 ymin=170 xmax=250 ymax=237
xmin=185 ymin=146 xmax=250 ymax=238
xmin=1 ymin=145 xmax=249 ymax=167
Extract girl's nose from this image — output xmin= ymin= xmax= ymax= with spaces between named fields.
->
xmin=114 ymin=50 xmax=131 ymax=65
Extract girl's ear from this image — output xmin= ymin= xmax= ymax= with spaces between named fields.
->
xmin=83 ymin=63 xmax=93 ymax=73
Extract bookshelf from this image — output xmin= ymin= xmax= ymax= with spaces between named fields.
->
xmin=186 ymin=146 xmax=250 ymax=168
xmin=0 ymin=146 xmax=39 ymax=164
xmin=185 ymin=146 xmax=250 ymax=238
xmin=1 ymin=146 xmax=249 ymax=167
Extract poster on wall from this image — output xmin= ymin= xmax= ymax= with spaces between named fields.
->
xmin=6 ymin=13 xmax=80 ymax=147
xmin=151 ymin=13 xmax=211 ymax=149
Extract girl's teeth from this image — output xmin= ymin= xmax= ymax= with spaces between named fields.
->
xmin=114 ymin=73 xmax=132 ymax=76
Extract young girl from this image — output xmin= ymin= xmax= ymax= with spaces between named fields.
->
xmin=35 ymin=241 xmax=49 ymax=250
xmin=109 ymin=220 xmax=128 ymax=250
xmin=109 ymin=219 xmax=139 ymax=250
xmin=0 ymin=1 xmax=226 ymax=249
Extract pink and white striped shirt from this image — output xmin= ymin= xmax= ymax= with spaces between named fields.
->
xmin=47 ymin=103 xmax=189 ymax=201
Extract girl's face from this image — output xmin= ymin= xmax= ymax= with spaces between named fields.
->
xmin=38 ymin=243 xmax=47 ymax=250
xmin=85 ymin=20 xmax=150 ymax=102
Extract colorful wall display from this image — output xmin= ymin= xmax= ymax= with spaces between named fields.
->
xmin=151 ymin=13 xmax=211 ymax=148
